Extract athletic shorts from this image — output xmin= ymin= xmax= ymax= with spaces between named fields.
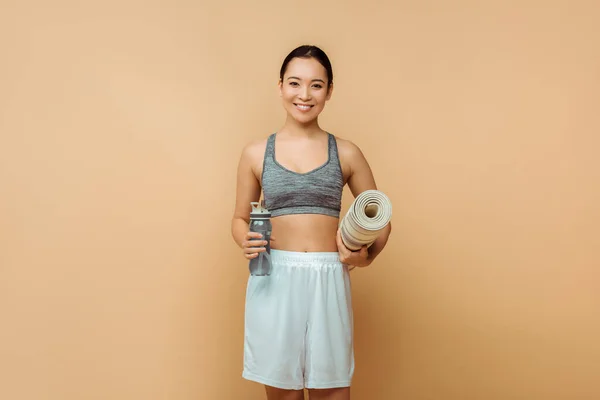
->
xmin=242 ymin=249 xmax=354 ymax=390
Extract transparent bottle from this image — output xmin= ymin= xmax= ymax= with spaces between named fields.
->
xmin=248 ymin=201 xmax=272 ymax=276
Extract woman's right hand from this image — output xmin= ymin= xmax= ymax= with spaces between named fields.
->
xmin=242 ymin=232 xmax=268 ymax=260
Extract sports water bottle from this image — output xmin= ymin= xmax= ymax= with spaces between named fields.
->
xmin=248 ymin=201 xmax=272 ymax=276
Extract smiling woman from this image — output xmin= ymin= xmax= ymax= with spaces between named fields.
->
xmin=278 ymin=45 xmax=333 ymax=125
xmin=230 ymin=45 xmax=392 ymax=400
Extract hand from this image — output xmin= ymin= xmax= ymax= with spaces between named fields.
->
xmin=241 ymin=232 xmax=275 ymax=260
xmin=336 ymin=229 xmax=371 ymax=268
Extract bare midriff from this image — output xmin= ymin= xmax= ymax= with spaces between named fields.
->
xmin=270 ymin=214 xmax=340 ymax=252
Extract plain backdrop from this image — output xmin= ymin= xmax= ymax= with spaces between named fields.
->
xmin=1 ymin=1 xmax=599 ymax=399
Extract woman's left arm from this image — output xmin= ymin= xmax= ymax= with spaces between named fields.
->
xmin=336 ymin=140 xmax=392 ymax=268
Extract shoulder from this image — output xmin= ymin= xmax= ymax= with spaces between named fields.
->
xmin=332 ymin=134 xmax=367 ymax=161
xmin=332 ymin=134 xmax=377 ymax=192
xmin=332 ymin=134 xmax=373 ymax=181
xmin=239 ymin=134 xmax=271 ymax=160
xmin=237 ymin=134 xmax=272 ymax=178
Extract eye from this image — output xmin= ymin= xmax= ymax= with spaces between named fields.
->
xmin=289 ymin=81 xmax=299 ymax=86
xmin=312 ymin=84 xmax=323 ymax=89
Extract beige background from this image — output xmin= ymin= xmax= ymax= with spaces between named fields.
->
xmin=1 ymin=1 xmax=599 ymax=399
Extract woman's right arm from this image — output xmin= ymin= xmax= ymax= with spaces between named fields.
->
xmin=231 ymin=142 xmax=266 ymax=259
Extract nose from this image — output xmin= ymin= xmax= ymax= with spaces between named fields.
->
xmin=299 ymin=86 xmax=311 ymax=101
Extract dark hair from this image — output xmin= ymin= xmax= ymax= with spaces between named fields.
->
xmin=279 ymin=45 xmax=333 ymax=87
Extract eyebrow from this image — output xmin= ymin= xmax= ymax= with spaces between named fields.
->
xmin=287 ymin=76 xmax=326 ymax=83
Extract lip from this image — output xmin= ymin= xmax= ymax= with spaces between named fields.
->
xmin=293 ymin=103 xmax=314 ymax=112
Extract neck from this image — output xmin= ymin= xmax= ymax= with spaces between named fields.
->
xmin=279 ymin=115 xmax=325 ymax=138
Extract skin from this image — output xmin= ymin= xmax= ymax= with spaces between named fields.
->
xmin=231 ymin=56 xmax=392 ymax=400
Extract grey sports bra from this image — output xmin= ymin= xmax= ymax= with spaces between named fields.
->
xmin=261 ymin=132 xmax=344 ymax=218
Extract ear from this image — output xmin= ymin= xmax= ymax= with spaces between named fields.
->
xmin=278 ymin=79 xmax=283 ymax=97
xmin=326 ymin=82 xmax=334 ymax=101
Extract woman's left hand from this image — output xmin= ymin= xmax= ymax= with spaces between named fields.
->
xmin=336 ymin=229 xmax=371 ymax=268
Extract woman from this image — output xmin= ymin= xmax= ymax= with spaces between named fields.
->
xmin=231 ymin=45 xmax=392 ymax=400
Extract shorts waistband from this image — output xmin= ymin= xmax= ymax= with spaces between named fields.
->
xmin=270 ymin=249 xmax=342 ymax=266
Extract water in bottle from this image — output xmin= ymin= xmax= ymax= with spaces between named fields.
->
xmin=248 ymin=200 xmax=272 ymax=276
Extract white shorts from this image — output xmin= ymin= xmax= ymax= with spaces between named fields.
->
xmin=242 ymin=249 xmax=354 ymax=390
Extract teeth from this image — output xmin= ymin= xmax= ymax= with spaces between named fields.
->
xmin=296 ymin=104 xmax=311 ymax=110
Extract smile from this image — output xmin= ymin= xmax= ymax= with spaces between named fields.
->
xmin=294 ymin=103 xmax=314 ymax=112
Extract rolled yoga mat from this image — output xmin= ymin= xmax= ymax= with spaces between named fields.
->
xmin=339 ymin=189 xmax=393 ymax=251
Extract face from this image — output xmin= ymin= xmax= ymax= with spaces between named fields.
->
xmin=279 ymin=57 xmax=333 ymax=124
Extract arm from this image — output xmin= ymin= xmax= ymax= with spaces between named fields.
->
xmin=337 ymin=141 xmax=392 ymax=267
xmin=231 ymin=142 xmax=268 ymax=259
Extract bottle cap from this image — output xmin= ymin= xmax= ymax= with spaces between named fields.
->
xmin=250 ymin=201 xmax=271 ymax=218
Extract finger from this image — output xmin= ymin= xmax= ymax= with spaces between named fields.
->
xmin=243 ymin=246 xmax=265 ymax=255
xmin=336 ymin=230 xmax=350 ymax=255
xmin=360 ymin=245 xmax=369 ymax=257
xmin=242 ymin=240 xmax=254 ymax=249
xmin=244 ymin=246 xmax=266 ymax=254
xmin=245 ymin=239 xmax=268 ymax=248
xmin=242 ymin=242 xmax=264 ymax=253
xmin=336 ymin=237 xmax=350 ymax=263
xmin=336 ymin=236 xmax=345 ymax=255
xmin=246 ymin=232 xmax=263 ymax=239
xmin=335 ymin=229 xmax=344 ymax=248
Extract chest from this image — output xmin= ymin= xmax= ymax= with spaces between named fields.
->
xmin=273 ymin=139 xmax=329 ymax=175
